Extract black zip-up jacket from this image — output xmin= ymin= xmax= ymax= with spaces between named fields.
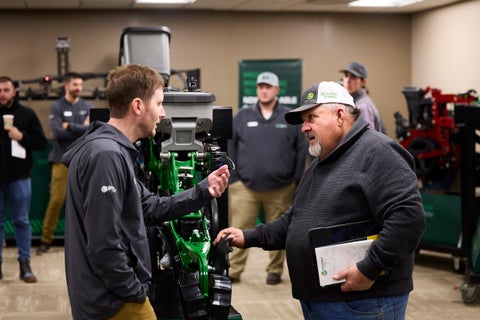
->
xmin=48 ymin=96 xmax=91 ymax=163
xmin=228 ymin=101 xmax=307 ymax=191
xmin=0 ymin=100 xmax=47 ymax=184
xmin=61 ymin=121 xmax=215 ymax=320
xmin=243 ymin=119 xmax=426 ymax=302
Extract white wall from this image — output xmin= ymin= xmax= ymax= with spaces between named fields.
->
xmin=412 ymin=0 xmax=480 ymax=93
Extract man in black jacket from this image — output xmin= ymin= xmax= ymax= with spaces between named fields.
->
xmin=0 ymin=76 xmax=47 ymax=283
xmin=62 ymin=64 xmax=230 ymax=319
xmin=228 ymin=71 xmax=307 ymax=285
xmin=37 ymin=72 xmax=92 ymax=255
xmin=215 ymin=81 xmax=425 ymax=319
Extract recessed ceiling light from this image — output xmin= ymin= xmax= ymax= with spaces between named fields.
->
xmin=348 ymin=0 xmax=423 ymax=7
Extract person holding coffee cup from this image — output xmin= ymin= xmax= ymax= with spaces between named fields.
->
xmin=3 ymin=114 xmax=14 ymax=129
xmin=0 ymin=76 xmax=47 ymax=283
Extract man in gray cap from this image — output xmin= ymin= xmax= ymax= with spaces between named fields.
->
xmin=227 ymin=71 xmax=308 ymax=285
xmin=216 ymin=81 xmax=425 ymax=319
xmin=340 ymin=62 xmax=387 ymax=134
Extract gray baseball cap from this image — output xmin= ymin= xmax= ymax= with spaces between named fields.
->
xmin=256 ymin=72 xmax=279 ymax=86
xmin=339 ymin=62 xmax=367 ymax=79
xmin=285 ymin=81 xmax=356 ymax=125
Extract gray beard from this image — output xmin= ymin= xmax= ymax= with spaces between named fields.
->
xmin=309 ymin=142 xmax=322 ymax=158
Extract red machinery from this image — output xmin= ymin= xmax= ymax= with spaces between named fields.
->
xmin=396 ymin=87 xmax=480 ymax=304
xmin=395 ymin=86 xmax=477 ymax=189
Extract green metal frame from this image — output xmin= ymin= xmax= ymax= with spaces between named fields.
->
xmin=147 ymin=139 xmax=213 ymax=297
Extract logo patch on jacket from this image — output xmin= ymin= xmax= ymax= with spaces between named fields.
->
xmin=247 ymin=121 xmax=259 ymax=127
xmin=101 ymin=185 xmax=117 ymax=193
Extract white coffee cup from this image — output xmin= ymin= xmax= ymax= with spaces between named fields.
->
xmin=3 ymin=114 xmax=14 ymax=129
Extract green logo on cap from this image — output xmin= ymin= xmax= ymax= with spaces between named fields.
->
xmin=320 ymin=92 xmax=337 ymax=99
xmin=306 ymin=92 xmax=315 ymax=100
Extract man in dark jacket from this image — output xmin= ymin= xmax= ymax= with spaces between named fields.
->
xmin=0 ymin=76 xmax=47 ymax=283
xmin=228 ymin=71 xmax=307 ymax=285
xmin=37 ymin=72 xmax=92 ymax=255
xmin=215 ymin=81 xmax=425 ymax=319
xmin=61 ymin=64 xmax=230 ymax=319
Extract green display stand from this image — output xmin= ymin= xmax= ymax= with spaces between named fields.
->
xmin=4 ymin=141 xmax=65 ymax=240
xmin=421 ymin=192 xmax=462 ymax=247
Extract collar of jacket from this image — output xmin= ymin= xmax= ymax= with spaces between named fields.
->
xmin=316 ymin=118 xmax=369 ymax=165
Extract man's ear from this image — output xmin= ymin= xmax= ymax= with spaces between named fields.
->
xmin=336 ymin=107 xmax=345 ymax=126
xmin=131 ymin=98 xmax=143 ymax=116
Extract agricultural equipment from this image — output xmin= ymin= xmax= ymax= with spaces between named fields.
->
xmin=137 ymin=90 xmax=237 ymax=319
xmin=395 ymin=86 xmax=476 ymax=189
xmin=118 ymin=26 xmax=239 ymax=319
xmin=394 ymin=86 xmax=480 ymax=304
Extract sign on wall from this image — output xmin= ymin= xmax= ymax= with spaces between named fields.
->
xmin=238 ymin=59 xmax=302 ymax=109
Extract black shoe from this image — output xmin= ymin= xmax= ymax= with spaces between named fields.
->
xmin=19 ymin=259 xmax=37 ymax=283
xmin=229 ymin=275 xmax=240 ymax=283
xmin=266 ymin=272 xmax=281 ymax=285
xmin=36 ymin=242 xmax=50 ymax=255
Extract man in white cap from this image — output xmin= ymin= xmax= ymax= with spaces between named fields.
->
xmin=227 ymin=71 xmax=308 ymax=285
xmin=340 ymin=62 xmax=387 ymax=134
xmin=216 ymin=81 xmax=425 ymax=319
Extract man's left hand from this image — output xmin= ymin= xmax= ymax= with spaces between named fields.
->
xmin=333 ymin=264 xmax=375 ymax=292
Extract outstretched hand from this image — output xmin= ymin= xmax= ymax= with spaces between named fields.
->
xmin=213 ymin=227 xmax=244 ymax=248
xmin=207 ymin=165 xmax=230 ymax=198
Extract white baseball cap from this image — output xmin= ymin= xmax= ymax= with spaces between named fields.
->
xmin=285 ymin=81 xmax=356 ymax=125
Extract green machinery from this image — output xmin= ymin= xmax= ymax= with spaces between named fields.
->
xmin=115 ymin=26 xmax=240 ymax=318
xmin=137 ymin=89 xmax=238 ymax=319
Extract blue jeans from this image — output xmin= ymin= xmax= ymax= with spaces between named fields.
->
xmin=300 ymin=294 xmax=409 ymax=320
xmin=0 ymin=178 xmax=33 ymax=262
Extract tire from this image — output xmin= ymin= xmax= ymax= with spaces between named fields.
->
xmin=461 ymin=283 xmax=480 ymax=305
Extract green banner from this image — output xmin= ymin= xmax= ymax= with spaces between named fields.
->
xmin=238 ymin=59 xmax=302 ymax=109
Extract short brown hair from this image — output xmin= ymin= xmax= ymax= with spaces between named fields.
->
xmin=0 ymin=76 xmax=14 ymax=85
xmin=63 ymin=72 xmax=83 ymax=83
xmin=106 ymin=64 xmax=164 ymax=118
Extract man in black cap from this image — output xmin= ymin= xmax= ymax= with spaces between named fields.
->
xmin=340 ymin=61 xmax=387 ymax=134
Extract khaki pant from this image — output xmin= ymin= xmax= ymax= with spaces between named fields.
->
xmin=109 ymin=297 xmax=156 ymax=320
xmin=41 ymin=163 xmax=68 ymax=243
xmin=227 ymin=181 xmax=295 ymax=279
